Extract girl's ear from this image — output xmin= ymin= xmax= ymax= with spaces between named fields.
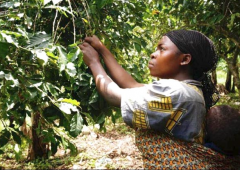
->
xmin=180 ymin=54 xmax=192 ymax=65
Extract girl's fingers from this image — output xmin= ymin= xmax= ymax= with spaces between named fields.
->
xmin=84 ymin=36 xmax=92 ymax=43
xmin=79 ymin=42 xmax=89 ymax=49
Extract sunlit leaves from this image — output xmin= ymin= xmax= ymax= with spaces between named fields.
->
xmin=57 ymin=46 xmax=68 ymax=72
xmin=60 ymin=98 xmax=80 ymax=107
xmin=35 ymin=50 xmax=49 ymax=65
xmin=0 ymin=1 xmax=20 ymax=8
xmin=45 ymin=5 xmax=73 ymax=17
xmin=58 ymin=102 xmax=78 ymax=114
xmin=0 ymin=31 xmax=19 ymax=47
xmin=66 ymin=63 xmax=77 ymax=77
xmin=26 ymin=32 xmax=51 ymax=49
xmin=0 ymin=0 xmax=170 ymax=160
xmin=67 ymin=45 xmax=80 ymax=62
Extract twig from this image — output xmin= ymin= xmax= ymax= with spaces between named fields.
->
xmin=54 ymin=15 xmax=62 ymax=44
xmin=55 ymin=21 xmax=70 ymax=43
xmin=67 ymin=0 xmax=76 ymax=43
xmin=53 ymin=10 xmax=59 ymax=42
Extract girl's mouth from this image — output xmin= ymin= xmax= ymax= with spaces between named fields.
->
xmin=148 ymin=62 xmax=154 ymax=68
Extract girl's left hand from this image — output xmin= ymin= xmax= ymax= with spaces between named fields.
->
xmin=79 ymin=42 xmax=100 ymax=67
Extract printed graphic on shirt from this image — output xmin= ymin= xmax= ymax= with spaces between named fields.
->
xmin=132 ymin=110 xmax=150 ymax=129
xmin=148 ymin=97 xmax=173 ymax=113
xmin=165 ymin=109 xmax=185 ymax=135
xmin=148 ymin=97 xmax=184 ymax=135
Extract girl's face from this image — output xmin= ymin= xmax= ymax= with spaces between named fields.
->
xmin=148 ymin=36 xmax=184 ymax=79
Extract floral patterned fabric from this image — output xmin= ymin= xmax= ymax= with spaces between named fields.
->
xmin=135 ymin=129 xmax=240 ymax=169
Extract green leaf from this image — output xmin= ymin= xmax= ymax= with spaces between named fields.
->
xmin=0 ymin=32 xmax=19 ymax=47
xmin=57 ymin=46 xmax=68 ymax=72
xmin=51 ymin=141 xmax=58 ymax=155
xmin=5 ymin=73 xmax=19 ymax=87
xmin=35 ymin=49 xmax=49 ymax=65
xmin=47 ymin=51 xmax=59 ymax=60
xmin=89 ymin=89 xmax=98 ymax=104
xmin=0 ymin=129 xmax=11 ymax=147
xmin=45 ymin=82 xmax=61 ymax=96
xmin=69 ymin=112 xmax=83 ymax=137
xmin=0 ymin=149 xmax=4 ymax=154
xmin=66 ymin=62 xmax=77 ymax=77
xmin=68 ymin=141 xmax=77 ymax=156
xmin=67 ymin=46 xmax=80 ymax=62
xmin=0 ymin=1 xmax=16 ymax=8
xmin=12 ymin=131 xmax=21 ymax=145
xmin=58 ymin=102 xmax=78 ymax=114
xmin=43 ymin=0 xmax=51 ymax=5
xmin=0 ymin=42 xmax=11 ymax=58
xmin=82 ymin=18 xmax=89 ymax=24
xmin=78 ymin=52 xmax=83 ymax=68
xmin=59 ymin=117 xmax=70 ymax=131
xmin=96 ymin=113 xmax=106 ymax=125
xmin=42 ymin=129 xmax=56 ymax=143
xmin=134 ymin=43 xmax=141 ymax=53
xmin=52 ymin=0 xmax=63 ymax=5
xmin=60 ymin=98 xmax=80 ymax=106
xmin=25 ymin=32 xmax=51 ymax=48
xmin=43 ymin=105 xmax=63 ymax=122
xmin=45 ymin=5 xmax=73 ymax=17
xmin=97 ymin=0 xmax=113 ymax=9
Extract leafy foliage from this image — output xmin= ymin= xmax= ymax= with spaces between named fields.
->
xmin=0 ymin=0 xmax=239 ymax=161
xmin=0 ymin=0 xmax=153 ymax=160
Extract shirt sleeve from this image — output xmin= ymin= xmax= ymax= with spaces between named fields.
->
xmin=120 ymin=79 xmax=206 ymax=142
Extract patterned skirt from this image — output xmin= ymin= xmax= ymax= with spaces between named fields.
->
xmin=135 ymin=129 xmax=240 ymax=169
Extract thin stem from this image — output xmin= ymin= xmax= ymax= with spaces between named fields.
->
xmin=54 ymin=15 xmax=62 ymax=44
xmin=67 ymin=0 xmax=76 ymax=43
xmin=82 ymin=0 xmax=92 ymax=35
xmin=52 ymin=10 xmax=59 ymax=42
xmin=55 ymin=21 xmax=70 ymax=43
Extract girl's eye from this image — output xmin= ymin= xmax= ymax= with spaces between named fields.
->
xmin=159 ymin=47 xmax=165 ymax=51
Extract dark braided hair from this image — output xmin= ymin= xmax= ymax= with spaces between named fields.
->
xmin=165 ymin=29 xmax=219 ymax=110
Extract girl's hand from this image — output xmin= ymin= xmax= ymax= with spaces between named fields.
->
xmin=79 ymin=42 xmax=100 ymax=67
xmin=84 ymin=35 xmax=104 ymax=52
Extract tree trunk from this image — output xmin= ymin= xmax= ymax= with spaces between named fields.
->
xmin=226 ymin=48 xmax=240 ymax=96
xmin=28 ymin=112 xmax=49 ymax=160
xmin=225 ymin=68 xmax=232 ymax=92
xmin=231 ymin=78 xmax=236 ymax=93
xmin=212 ymin=69 xmax=217 ymax=85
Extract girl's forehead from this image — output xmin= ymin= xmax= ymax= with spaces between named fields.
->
xmin=158 ymin=36 xmax=171 ymax=44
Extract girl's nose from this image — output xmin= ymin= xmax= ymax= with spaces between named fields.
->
xmin=150 ymin=52 xmax=157 ymax=59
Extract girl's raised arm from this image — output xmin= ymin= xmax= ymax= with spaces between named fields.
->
xmin=84 ymin=35 xmax=144 ymax=88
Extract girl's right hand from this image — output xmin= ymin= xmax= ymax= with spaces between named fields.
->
xmin=84 ymin=35 xmax=104 ymax=52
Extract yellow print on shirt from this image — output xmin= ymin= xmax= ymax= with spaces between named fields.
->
xmin=148 ymin=97 xmax=173 ymax=113
xmin=165 ymin=109 xmax=185 ymax=135
xmin=132 ymin=110 xmax=150 ymax=129
xmin=148 ymin=97 xmax=184 ymax=134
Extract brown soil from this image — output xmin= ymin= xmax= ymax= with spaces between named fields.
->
xmin=0 ymin=122 xmax=144 ymax=169
xmin=54 ymin=122 xmax=144 ymax=169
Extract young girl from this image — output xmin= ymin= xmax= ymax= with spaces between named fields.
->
xmin=79 ymin=29 xmax=240 ymax=168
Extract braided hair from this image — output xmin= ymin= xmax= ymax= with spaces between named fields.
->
xmin=165 ymin=29 xmax=219 ymax=110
